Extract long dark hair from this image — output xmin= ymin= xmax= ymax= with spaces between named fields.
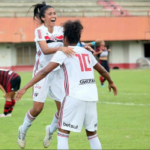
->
xmin=32 ymin=1 xmax=53 ymax=23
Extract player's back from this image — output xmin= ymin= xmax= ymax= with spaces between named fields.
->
xmin=61 ymin=46 xmax=98 ymax=101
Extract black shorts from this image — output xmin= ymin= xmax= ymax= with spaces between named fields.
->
xmin=6 ymin=76 xmax=21 ymax=93
xmin=99 ymin=60 xmax=110 ymax=72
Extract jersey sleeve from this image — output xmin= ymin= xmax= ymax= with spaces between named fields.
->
xmin=51 ymin=51 xmax=67 ymax=65
xmin=90 ymin=53 xmax=98 ymax=67
xmin=34 ymin=28 xmax=46 ymax=42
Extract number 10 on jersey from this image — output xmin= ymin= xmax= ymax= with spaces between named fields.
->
xmin=76 ymin=54 xmax=91 ymax=72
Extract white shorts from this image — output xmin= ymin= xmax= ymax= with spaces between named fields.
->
xmin=57 ymin=96 xmax=98 ymax=132
xmin=33 ymin=69 xmax=64 ymax=103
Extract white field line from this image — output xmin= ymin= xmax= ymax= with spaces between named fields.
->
xmin=0 ymin=97 xmax=150 ymax=107
xmin=25 ymin=92 xmax=150 ymax=96
xmin=97 ymin=101 xmax=150 ymax=106
xmin=98 ymin=91 xmax=150 ymax=96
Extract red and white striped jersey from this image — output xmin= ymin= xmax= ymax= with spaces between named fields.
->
xmin=33 ymin=25 xmax=64 ymax=76
xmin=51 ymin=46 xmax=99 ymax=101
xmin=0 ymin=69 xmax=19 ymax=89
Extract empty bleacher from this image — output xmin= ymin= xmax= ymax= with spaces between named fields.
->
xmin=0 ymin=0 xmax=149 ymax=17
xmin=0 ymin=0 xmax=111 ymax=17
xmin=103 ymin=0 xmax=150 ymax=16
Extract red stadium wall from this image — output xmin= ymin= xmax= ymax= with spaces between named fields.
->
xmin=0 ymin=17 xmax=150 ymax=42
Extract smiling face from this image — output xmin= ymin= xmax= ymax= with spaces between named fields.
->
xmin=41 ymin=7 xmax=57 ymax=28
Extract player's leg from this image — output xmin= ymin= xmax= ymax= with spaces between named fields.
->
xmin=84 ymin=101 xmax=102 ymax=149
xmin=7 ymin=92 xmax=16 ymax=115
xmin=0 ymin=75 xmax=21 ymax=117
xmin=50 ymin=100 xmax=61 ymax=133
xmin=18 ymin=77 xmax=48 ymax=149
xmin=18 ymin=101 xmax=44 ymax=148
xmin=99 ymin=60 xmax=105 ymax=86
xmin=57 ymin=96 xmax=85 ymax=149
xmin=43 ymin=70 xmax=63 ymax=148
xmin=86 ymin=130 xmax=102 ymax=150
xmin=0 ymin=92 xmax=12 ymax=117
xmin=4 ymin=75 xmax=21 ymax=116
xmin=43 ymin=100 xmax=61 ymax=148
xmin=57 ymin=129 xmax=70 ymax=149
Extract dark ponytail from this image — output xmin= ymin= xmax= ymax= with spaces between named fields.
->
xmin=63 ymin=20 xmax=83 ymax=44
xmin=32 ymin=1 xmax=53 ymax=23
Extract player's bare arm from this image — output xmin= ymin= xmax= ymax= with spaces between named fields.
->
xmin=94 ymin=63 xmax=117 ymax=95
xmin=84 ymin=45 xmax=95 ymax=53
xmin=84 ymin=39 xmax=103 ymax=46
xmin=93 ymin=50 xmax=102 ymax=56
xmin=16 ymin=62 xmax=59 ymax=102
xmin=84 ymin=45 xmax=102 ymax=56
xmin=39 ymin=41 xmax=75 ymax=56
xmin=0 ymin=84 xmax=6 ymax=94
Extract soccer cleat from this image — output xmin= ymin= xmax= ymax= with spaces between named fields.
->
xmin=18 ymin=125 xmax=26 ymax=149
xmin=101 ymin=84 xmax=105 ymax=87
xmin=0 ymin=113 xmax=11 ymax=117
xmin=43 ymin=125 xmax=53 ymax=148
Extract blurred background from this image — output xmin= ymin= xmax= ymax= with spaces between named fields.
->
xmin=0 ymin=0 xmax=150 ymax=71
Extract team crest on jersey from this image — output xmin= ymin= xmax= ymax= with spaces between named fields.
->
xmin=34 ymin=93 xmax=38 ymax=97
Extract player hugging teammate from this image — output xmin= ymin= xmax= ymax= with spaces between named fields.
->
xmin=16 ymin=19 xmax=117 ymax=149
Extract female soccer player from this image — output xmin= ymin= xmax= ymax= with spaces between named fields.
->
xmin=16 ymin=20 xmax=117 ymax=149
xmin=17 ymin=2 xmax=75 ymax=149
xmin=94 ymin=41 xmax=111 ymax=87
xmin=0 ymin=69 xmax=21 ymax=117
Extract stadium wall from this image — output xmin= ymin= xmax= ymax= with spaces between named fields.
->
xmin=109 ymin=41 xmax=144 ymax=69
xmin=0 ymin=17 xmax=149 ymax=70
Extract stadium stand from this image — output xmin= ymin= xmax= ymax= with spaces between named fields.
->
xmin=98 ymin=0 xmax=150 ymax=17
xmin=0 ymin=0 xmax=150 ymax=17
xmin=0 ymin=0 xmax=111 ymax=17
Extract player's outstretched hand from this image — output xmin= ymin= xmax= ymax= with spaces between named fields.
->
xmin=15 ymin=88 xmax=27 ymax=102
xmin=61 ymin=47 xmax=75 ymax=57
xmin=108 ymin=83 xmax=117 ymax=96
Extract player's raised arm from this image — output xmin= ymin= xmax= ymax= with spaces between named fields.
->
xmin=38 ymin=41 xmax=75 ymax=56
xmin=94 ymin=63 xmax=118 ymax=96
xmin=15 ymin=62 xmax=59 ymax=102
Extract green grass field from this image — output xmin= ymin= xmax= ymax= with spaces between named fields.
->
xmin=0 ymin=69 xmax=150 ymax=149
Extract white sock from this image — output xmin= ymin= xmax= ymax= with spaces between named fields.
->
xmin=22 ymin=111 xmax=36 ymax=134
xmin=88 ymin=134 xmax=102 ymax=149
xmin=50 ymin=112 xmax=59 ymax=134
xmin=57 ymin=131 xmax=69 ymax=149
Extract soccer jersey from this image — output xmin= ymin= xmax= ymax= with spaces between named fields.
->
xmin=0 ymin=69 xmax=19 ymax=91
xmin=51 ymin=46 xmax=98 ymax=101
xmin=33 ymin=25 xmax=64 ymax=75
xmin=96 ymin=47 xmax=108 ymax=57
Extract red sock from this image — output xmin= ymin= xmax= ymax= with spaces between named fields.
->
xmin=100 ymin=76 xmax=106 ymax=85
xmin=4 ymin=101 xmax=12 ymax=115
xmin=9 ymin=99 xmax=16 ymax=114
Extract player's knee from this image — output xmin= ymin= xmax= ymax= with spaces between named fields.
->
xmin=86 ymin=130 xmax=97 ymax=136
xmin=5 ymin=96 xmax=11 ymax=102
xmin=33 ymin=106 xmax=43 ymax=115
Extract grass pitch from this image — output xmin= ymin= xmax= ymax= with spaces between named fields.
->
xmin=0 ymin=69 xmax=150 ymax=149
